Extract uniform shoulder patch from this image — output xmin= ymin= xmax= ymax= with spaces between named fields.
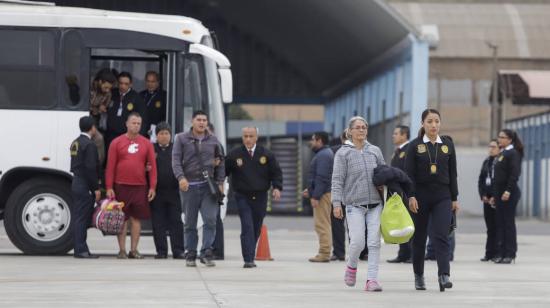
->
xmin=236 ymin=158 xmax=243 ymax=167
xmin=441 ymin=145 xmax=449 ymax=154
xmin=498 ymin=155 xmax=504 ymax=162
xmin=417 ymin=144 xmax=426 ymax=154
xmin=127 ymin=102 xmax=134 ymax=111
xmin=260 ymin=156 xmax=267 ymax=165
xmin=70 ymin=141 xmax=79 ymax=156
xmin=399 ymin=151 xmax=406 ymax=159
xmin=155 ymin=101 xmax=162 ymax=108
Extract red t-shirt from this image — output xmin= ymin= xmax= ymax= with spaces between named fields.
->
xmin=105 ymin=134 xmax=157 ymax=190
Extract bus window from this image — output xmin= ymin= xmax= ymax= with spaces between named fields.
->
xmin=62 ymin=30 xmax=88 ymax=109
xmin=178 ymin=54 xmax=207 ymax=132
xmin=0 ymin=29 xmax=56 ymax=109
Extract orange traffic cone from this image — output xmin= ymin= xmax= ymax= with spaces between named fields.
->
xmin=255 ymin=224 xmax=274 ymax=261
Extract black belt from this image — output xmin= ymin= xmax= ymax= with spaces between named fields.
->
xmin=360 ymin=203 xmax=380 ymax=209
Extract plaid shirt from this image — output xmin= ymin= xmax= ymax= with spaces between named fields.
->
xmin=331 ymin=141 xmax=385 ymax=208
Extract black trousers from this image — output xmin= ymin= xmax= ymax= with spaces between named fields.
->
xmin=483 ymin=202 xmax=498 ymax=258
xmin=212 ymin=209 xmax=224 ymax=259
xmin=412 ymin=189 xmax=452 ymax=276
xmin=71 ymin=178 xmax=94 ymax=255
xmin=495 ymin=186 xmax=521 ymax=258
xmin=150 ymin=189 xmax=184 ymax=256
xmin=397 ymin=241 xmax=412 ymax=260
xmin=331 ymin=204 xmax=346 ymax=258
xmin=235 ymin=192 xmax=267 ymax=263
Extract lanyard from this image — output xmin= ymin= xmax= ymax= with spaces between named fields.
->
xmin=146 ymin=91 xmax=158 ymax=107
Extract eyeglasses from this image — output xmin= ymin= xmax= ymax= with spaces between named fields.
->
xmin=352 ymin=126 xmax=368 ymax=131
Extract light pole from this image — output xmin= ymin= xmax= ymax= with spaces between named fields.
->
xmin=486 ymin=41 xmax=500 ymax=138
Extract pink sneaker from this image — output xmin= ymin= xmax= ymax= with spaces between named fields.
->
xmin=365 ymin=280 xmax=383 ymax=292
xmin=344 ymin=267 xmax=357 ymax=287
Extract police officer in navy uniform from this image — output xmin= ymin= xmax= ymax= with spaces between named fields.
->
xmin=70 ymin=116 xmax=101 ymax=259
xmin=405 ymin=109 xmax=459 ymax=292
xmin=225 ymin=127 xmax=283 ymax=268
xmin=387 ymin=125 xmax=412 ymax=264
xmin=492 ymin=129 xmax=523 ymax=264
xmin=478 ymin=139 xmax=500 ymax=262
xmin=139 ymin=71 xmax=166 ymax=135
xmin=106 ymin=72 xmax=147 ymax=148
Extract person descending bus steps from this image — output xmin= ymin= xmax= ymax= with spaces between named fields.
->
xmin=225 ymin=126 xmax=283 ymax=268
xmin=151 ymin=122 xmax=185 ymax=259
xmin=105 ymin=112 xmax=157 ymax=259
xmin=332 ymin=116 xmax=386 ymax=292
xmin=140 ymin=71 xmax=166 ymax=139
xmin=304 ymin=131 xmax=334 ymax=263
xmin=106 ymin=72 xmax=148 ymax=149
xmin=386 ymin=125 xmax=413 ymax=264
xmin=492 ymin=129 xmax=524 ymax=264
xmin=404 ymin=109 xmax=459 ymax=292
xmin=70 ymin=116 xmax=101 ymax=259
xmin=478 ymin=139 xmax=500 ymax=262
xmin=172 ymin=110 xmax=225 ymax=268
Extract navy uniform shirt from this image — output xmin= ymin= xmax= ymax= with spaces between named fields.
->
xmin=107 ymin=88 xmax=148 ymax=136
xmin=404 ymin=135 xmax=458 ymax=201
xmin=225 ymin=144 xmax=283 ymax=194
xmin=140 ymin=89 xmax=166 ymax=128
xmin=493 ymin=145 xmax=522 ymax=195
xmin=390 ymin=141 xmax=409 ymax=171
xmin=70 ymin=133 xmax=100 ymax=191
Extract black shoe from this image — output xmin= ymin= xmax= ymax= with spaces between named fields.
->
xmin=415 ymin=274 xmax=426 ymax=290
xmin=387 ymin=256 xmax=405 ymax=263
xmin=154 ymin=254 xmax=168 ymax=259
xmin=438 ymin=275 xmax=453 ymax=292
xmin=404 ymin=258 xmax=412 ymax=263
xmin=74 ymin=252 xmax=99 ymax=259
xmin=243 ymin=262 xmax=257 ymax=268
xmin=492 ymin=257 xmax=503 ymax=263
xmin=199 ymin=249 xmax=216 ymax=267
xmin=480 ymin=256 xmax=492 ymax=262
xmin=330 ymin=255 xmax=346 ymax=261
xmin=186 ymin=251 xmax=197 ymax=267
xmin=359 ymin=255 xmax=368 ymax=261
xmin=498 ymin=257 xmax=515 ymax=264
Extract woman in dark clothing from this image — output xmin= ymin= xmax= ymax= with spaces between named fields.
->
xmin=478 ymin=139 xmax=500 ymax=262
xmin=405 ymin=109 xmax=459 ymax=292
xmin=491 ymin=129 xmax=523 ymax=264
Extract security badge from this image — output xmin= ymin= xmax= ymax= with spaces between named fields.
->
xmin=70 ymin=141 xmax=79 ymax=156
xmin=441 ymin=145 xmax=449 ymax=154
xmin=259 ymin=156 xmax=267 ymax=165
xmin=498 ymin=155 xmax=504 ymax=162
xmin=155 ymin=101 xmax=162 ymax=108
xmin=417 ymin=144 xmax=426 ymax=154
xmin=236 ymin=158 xmax=243 ymax=167
xmin=127 ymin=102 xmax=134 ymax=111
xmin=399 ymin=152 xmax=405 ymax=159
xmin=430 ymin=164 xmax=438 ymax=175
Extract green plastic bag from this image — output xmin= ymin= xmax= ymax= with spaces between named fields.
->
xmin=380 ymin=193 xmax=415 ymax=244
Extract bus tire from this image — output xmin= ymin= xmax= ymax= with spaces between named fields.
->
xmin=4 ymin=178 xmax=74 ymax=255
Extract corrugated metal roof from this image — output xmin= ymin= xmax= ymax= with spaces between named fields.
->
xmin=390 ymin=2 xmax=550 ymax=59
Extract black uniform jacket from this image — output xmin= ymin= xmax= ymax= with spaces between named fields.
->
xmin=70 ymin=134 xmax=100 ymax=191
xmin=404 ymin=135 xmax=458 ymax=201
xmin=373 ymin=165 xmax=412 ymax=199
xmin=107 ymin=88 xmax=147 ymax=136
xmin=225 ymin=145 xmax=283 ymax=194
xmin=390 ymin=142 xmax=409 ymax=171
xmin=154 ymin=143 xmax=179 ymax=192
xmin=493 ymin=147 xmax=522 ymax=195
xmin=140 ymin=89 xmax=166 ymax=128
xmin=478 ymin=156 xmax=496 ymax=198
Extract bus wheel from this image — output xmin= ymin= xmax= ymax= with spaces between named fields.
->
xmin=4 ymin=178 xmax=74 ymax=255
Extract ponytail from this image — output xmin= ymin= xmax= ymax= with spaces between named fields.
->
xmin=418 ymin=127 xmax=425 ymax=139
xmin=501 ymin=129 xmax=524 ymax=157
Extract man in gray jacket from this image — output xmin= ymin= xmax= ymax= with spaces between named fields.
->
xmin=304 ymin=131 xmax=334 ymax=262
xmin=172 ymin=110 xmax=225 ymax=267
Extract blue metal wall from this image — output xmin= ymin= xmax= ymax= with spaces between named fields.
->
xmin=324 ymin=35 xmax=429 ymax=151
xmin=507 ymin=111 xmax=550 ymax=220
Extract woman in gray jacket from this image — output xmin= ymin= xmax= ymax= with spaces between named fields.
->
xmin=332 ymin=116 xmax=385 ymax=292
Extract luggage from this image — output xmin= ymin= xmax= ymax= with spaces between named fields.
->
xmin=92 ymin=199 xmax=125 ymax=235
xmin=380 ymin=193 xmax=415 ymax=244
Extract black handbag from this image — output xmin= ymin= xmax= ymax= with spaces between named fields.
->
xmin=192 ymin=140 xmax=225 ymax=205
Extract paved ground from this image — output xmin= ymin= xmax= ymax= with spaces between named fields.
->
xmin=0 ymin=215 xmax=549 ymax=308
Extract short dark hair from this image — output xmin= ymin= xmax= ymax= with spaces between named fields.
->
xmin=313 ymin=131 xmax=329 ymax=145
xmin=79 ymin=116 xmax=95 ymax=132
xmin=145 ymin=71 xmax=160 ymax=81
xmin=95 ymin=68 xmax=116 ymax=84
xmin=396 ymin=125 xmax=410 ymax=139
xmin=156 ymin=122 xmax=171 ymax=135
xmin=118 ymin=71 xmax=132 ymax=82
xmin=127 ymin=112 xmax=142 ymax=120
xmin=192 ymin=110 xmax=208 ymax=119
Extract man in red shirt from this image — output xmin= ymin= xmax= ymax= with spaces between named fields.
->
xmin=106 ymin=112 xmax=157 ymax=259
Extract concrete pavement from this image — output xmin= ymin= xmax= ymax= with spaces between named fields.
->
xmin=0 ymin=216 xmax=549 ymax=308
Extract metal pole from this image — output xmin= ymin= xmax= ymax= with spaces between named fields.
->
xmin=487 ymin=42 xmax=499 ymax=138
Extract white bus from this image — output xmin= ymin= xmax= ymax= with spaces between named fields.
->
xmin=0 ymin=1 xmax=233 ymax=254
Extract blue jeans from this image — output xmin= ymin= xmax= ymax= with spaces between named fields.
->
xmin=180 ymin=183 xmax=218 ymax=256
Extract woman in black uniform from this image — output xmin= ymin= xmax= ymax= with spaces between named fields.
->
xmin=492 ymin=129 xmax=523 ymax=264
xmin=478 ymin=139 xmax=500 ymax=262
xmin=405 ymin=109 xmax=459 ymax=292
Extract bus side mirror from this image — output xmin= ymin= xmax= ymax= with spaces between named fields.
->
xmin=219 ymin=68 xmax=233 ymax=104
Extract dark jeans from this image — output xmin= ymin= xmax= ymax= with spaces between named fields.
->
xmin=235 ymin=192 xmax=268 ymax=263
xmin=483 ymin=202 xmax=497 ymax=258
xmin=71 ymin=178 xmax=94 ymax=255
xmin=181 ymin=183 xmax=218 ymax=256
xmin=495 ymin=187 xmax=521 ymax=258
xmin=151 ymin=189 xmax=184 ymax=257
xmin=331 ymin=204 xmax=346 ymax=258
xmin=412 ymin=189 xmax=452 ymax=276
